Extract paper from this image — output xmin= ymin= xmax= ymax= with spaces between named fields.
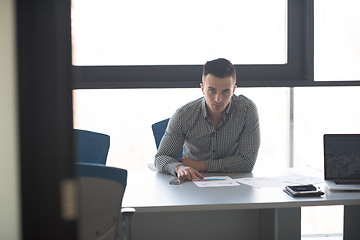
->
xmin=194 ymin=176 xmax=240 ymax=187
xmin=235 ymin=174 xmax=324 ymax=188
xmin=236 ymin=177 xmax=286 ymax=188
xmin=276 ymin=174 xmax=324 ymax=185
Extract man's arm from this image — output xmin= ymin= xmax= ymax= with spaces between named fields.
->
xmin=155 ymin=114 xmax=205 ymax=180
xmin=154 ymin=112 xmax=186 ymax=176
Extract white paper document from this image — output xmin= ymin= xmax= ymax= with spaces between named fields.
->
xmin=236 ymin=177 xmax=286 ymax=188
xmin=193 ymin=176 xmax=240 ymax=187
xmin=235 ymin=174 xmax=324 ymax=188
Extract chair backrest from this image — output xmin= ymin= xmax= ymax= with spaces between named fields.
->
xmin=151 ymin=118 xmax=183 ymax=159
xmin=77 ymin=163 xmax=127 ymax=240
xmin=74 ymin=129 xmax=110 ymax=164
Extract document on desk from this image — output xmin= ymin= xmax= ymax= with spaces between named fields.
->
xmin=235 ymin=174 xmax=323 ymax=188
xmin=235 ymin=177 xmax=285 ymax=188
xmin=194 ymin=176 xmax=240 ymax=187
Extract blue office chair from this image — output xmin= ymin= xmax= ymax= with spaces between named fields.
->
xmin=74 ymin=129 xmax=110 ymax=164
xmin=151 ymin=118 xmax=183 ymax=160
xmin=150 ymin=118 xmax=183 ymax=171
xmin=75 ymin=129 xmax=135 ymax=240
xmin=77 ymin=163 xmax=134 ymax=240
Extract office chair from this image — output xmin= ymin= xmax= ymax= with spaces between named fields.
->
xmin=74 ymin=129 xmax=110 ymax=165
xmin=75 ymin=130 xmax=135 ymax=240
xmin=150 ymin=118 xmax=183 ymax=171
xmin=77 ymin=163 xmax=134 ymax=240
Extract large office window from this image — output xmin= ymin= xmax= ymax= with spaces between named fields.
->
xmin=73 ymin=88 xmax=290 ymax=172
xmin=72 ymin=0 xmax=287 ymax=66
xmin=293 ymin=86 xmax=360 ymax=170
xmin=314 ymin=0 xmax=360 ymax=81
xmin=294 ymin=86 xmax=360 ymax=239
xmin=71 ymin=0 xmax=314 ymax=88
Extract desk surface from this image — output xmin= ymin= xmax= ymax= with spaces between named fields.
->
xmin=122 ymin=168 xmax=360 ymax=213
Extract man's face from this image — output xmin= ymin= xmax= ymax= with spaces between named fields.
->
xmin=200 ymin=74 xmax=236 ymax=116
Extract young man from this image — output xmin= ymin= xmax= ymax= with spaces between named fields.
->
xmin=155 ymin=58 xmax=260 ymax=181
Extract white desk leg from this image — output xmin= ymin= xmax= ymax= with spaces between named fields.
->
xmin=259 ymin=208 xmax=301 ymax=240
xmin=344 ymin=205 xmax=360 ymax=240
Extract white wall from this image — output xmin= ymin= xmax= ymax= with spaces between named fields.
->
xmin=0 ymin=0 xmax=21 ymax=239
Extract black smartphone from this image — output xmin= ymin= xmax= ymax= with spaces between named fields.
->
xmin=285 ymin=184 xmax=323 ymax=196
xmin=169 ymin=177 xmax=185 ymax=185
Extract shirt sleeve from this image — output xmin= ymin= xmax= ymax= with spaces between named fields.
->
xmin=154 ymin=110 xmax=185 ymax=176
xmin=206 ymin=101 xmax=260 ymax=172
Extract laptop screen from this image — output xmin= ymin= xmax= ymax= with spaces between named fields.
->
xmin=324 ymin=134 xmax=360 ymax=180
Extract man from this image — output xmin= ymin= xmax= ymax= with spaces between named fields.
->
xmin=155 ymin=58 xmax=260 ymax=181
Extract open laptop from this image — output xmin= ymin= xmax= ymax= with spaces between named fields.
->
xmin=324 ymin=134 xmax=360 ymax=190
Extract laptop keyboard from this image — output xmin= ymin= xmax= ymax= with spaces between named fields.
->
xmin=334 ymin=180 xmax=360 ymax=185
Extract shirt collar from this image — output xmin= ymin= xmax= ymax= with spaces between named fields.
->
xmin=201 ymin=96 xmax=234 ymax=119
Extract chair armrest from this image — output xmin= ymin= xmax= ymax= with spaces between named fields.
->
xmin=147 ymin=162 xmax=156 ymax=171
xmin=121 ymin=207 xmax=136 ymax=217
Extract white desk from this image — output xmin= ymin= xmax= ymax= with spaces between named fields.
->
xmin=122 ymin=169 xmax=360 ymax=240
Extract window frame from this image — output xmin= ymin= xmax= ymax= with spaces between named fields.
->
xmin=72 ymin=0 xmax=360 ymax=89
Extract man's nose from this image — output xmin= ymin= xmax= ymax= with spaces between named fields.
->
xmin=214 ymin=93 xmax=221 ymax=102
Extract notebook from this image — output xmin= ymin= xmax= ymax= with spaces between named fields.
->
xmin=324 ymin=134 xmax=360 ymax=191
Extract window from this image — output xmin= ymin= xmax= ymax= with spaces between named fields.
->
xmin=72 ymin=0 xmax=287 ymax=66
xmin=294 ymin=86 xmax=360 ymax=239
xmin=72 ymin=87 xmax=290 ymax=172
xmin=302 ymin=205 xmax=343 ymax=238
xmin=314 ymin=0 xmax=360 ymax=81
xmin=73 ymin=88 xmax=203 ymax=171
xmin=71 ymin=0 xmax=313 ymax=88
xmin=293 ymin=86 xmax=360 ymax=170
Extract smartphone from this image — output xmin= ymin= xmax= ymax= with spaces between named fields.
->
xmin=285 ymin=184 xmax=323 ymax=196
xmin=169 ymin=177 xmax=185 ymax=185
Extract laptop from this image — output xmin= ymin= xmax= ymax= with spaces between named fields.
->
xmin=324 ymin=134 xmax=360 ymax=191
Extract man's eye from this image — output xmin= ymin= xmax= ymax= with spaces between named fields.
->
xmin=209 ymin=89 xmax=216 ymax=93
xmin=223 ymin=90 xmax=230 ymax=94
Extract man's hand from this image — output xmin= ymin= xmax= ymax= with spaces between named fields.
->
xmin=179 ymin=158 xmax=206 ymax=171
xmin=175 ymin=165 xmax=204 ymax=181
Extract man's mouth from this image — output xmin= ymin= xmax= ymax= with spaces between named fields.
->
xmin=213 ymin=103 xmax=223 ymax=108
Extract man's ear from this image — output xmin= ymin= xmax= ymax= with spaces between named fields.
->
xmin=200 ymin=83 xmax=205 ymax=95
xmin=233 ymin=85 xmax=237 ymax=93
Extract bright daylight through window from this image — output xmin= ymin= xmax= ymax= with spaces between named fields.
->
xmin=71 ymin=0 xmax=287 ymax=65
xmin=314 ymin=0 xmax=360 ymax=81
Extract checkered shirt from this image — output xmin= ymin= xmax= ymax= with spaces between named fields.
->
xmin=155 ymin=95 xmax=260 ymax=176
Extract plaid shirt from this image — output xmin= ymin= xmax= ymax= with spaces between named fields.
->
xmin=155 ymin=95 xmax=260 ymax=176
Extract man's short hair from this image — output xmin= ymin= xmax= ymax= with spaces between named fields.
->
xmin=202 ymin=58 xmax=236 ymax=82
